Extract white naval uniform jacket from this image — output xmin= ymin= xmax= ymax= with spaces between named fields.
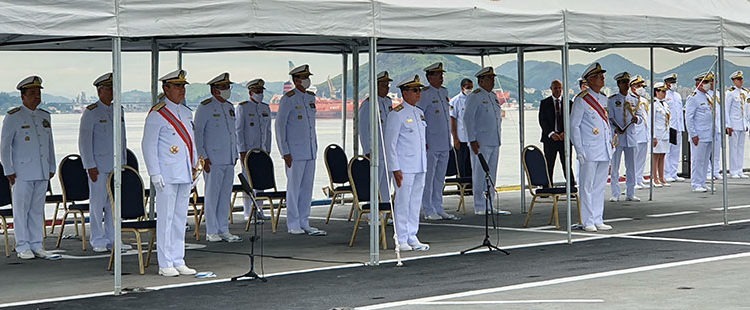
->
xmin=571 ymin=90 xmax=613 ymax=162
xmin=384 ymin=103 xmax=427 ymax=174
xmin=725 ymin=86 xmax=748 ymax=131
xmin=463 ymin=88 xmax=502 ymax=147
xmin=653 ymin=99 xmax=670 ymax=141
xmin=631 ymin=93 xmax=650 ymax=144
xmin=142 ymin=99 xmax=197 ymax=184
xmin=358 ymin=95 xmax=392 ymax=155
xmin=607 ymin=92 xmax=643 ymax=148
xmin=0 ymin=105 xmax=55 ymax=180
xmin=666 ymin=89 xmax=684 ymax=131
xmin=194 ymin=96 xmax=238 ymax=166
xmin=78 ymin=101 xmax=127 ymax=173
xmin=685 ymin=91 xmax=714 ymax=142
xmin=449 ymin=92 xmax=469 ymax=143
xmin=235 ymin=98 xmax=272 ymax=154
xmin=275 ymin=89 xmax=317 ymax=160
xmin=418 ymin=85 xmax=451 ymax=152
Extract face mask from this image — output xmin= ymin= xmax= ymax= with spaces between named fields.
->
xmin=463 ymin=89 xmax=473 ymax=95
xmin=251 ymin=93 xmax=264 ymax=103
xmin=670 ymin=83 xmax=677 ymax=90
xmin=636 ymin=87 xmax=647 ymax=97
xmin=219 ymin=89 xmax=231 ymax=101
xmin=301 ymin=78 xmax=311 ymax=89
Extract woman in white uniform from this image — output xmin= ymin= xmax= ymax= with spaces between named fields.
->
xmin=652 ymin=82 xmax=670 ymax=187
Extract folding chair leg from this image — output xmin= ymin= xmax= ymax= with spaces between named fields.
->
xmin=269 ymin=201 xmax=277 ymax=233
xmin=380 ymin=212 xmax=388 ymax=249
xmin=49 ymin=202 xmax=61 ymax=234
xmin=347 ymin=204 xmax=355 ymax=222
xmin=72 ymin=212 xmax=80 ymax=236
xmin=273 ymin=201 xmax=283 ymax=233
xmin=55 ymin=212 xmax=70 ymax=248
xmin=349 ymin=212 xmax=364 ymax=247
xmin=551 ymin=196 xmax=560 ymax=229
xmin=108 ymin=250 xmax=114 ymax=271
xmin=523 ymin=196 xmax=537 ymax=228
xmin=42 ymin=213 xmax=47 ymax=238
xmin=325 ymin=193 xmax=338 ymax=224
xmin=80 ymin=211 xmax=87 ymax=251
xmin=229 ymin=192 xmax=238 ymax=224
xmin=1 ymin=217 xmax=9 ymax=257
xmin=145 ymin=232 xmax=155 ymax=268
xmin=576 ymin=194 xmax=582 ymax=225
xmin=135 ymin=232 xmax=145 ymax=275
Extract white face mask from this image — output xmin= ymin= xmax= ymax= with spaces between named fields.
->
xmin=670 ymin=83 xmax=678 ymax=90
xmin=251 ymin=93 xmax=264 ymax=103
xmin=636 ymin=87 xmax=647 ymax=97
xmin=219 ymin=89 xmax=231 ymax=101
xmin=463 ymin=88 xmax=473 ymax=95
xmin=301 ymin=78 xmax=311 ymax=89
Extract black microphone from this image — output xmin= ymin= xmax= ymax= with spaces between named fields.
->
xmin=477 ymin=153 xmax=491 ymax=174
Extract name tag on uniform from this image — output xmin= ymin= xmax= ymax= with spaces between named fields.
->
xmin=406 ymin=118 xmax=414 ymax=123
xmin=42 ymin=120 xmax=50 ymax=128
xmin=21 ymin=125 xmax=30 ymax=129
xmin=249 ymin=113 xmax=255 ymax=117
xmin=99 ymin=119 xmax=107 ymax=123
xmin=213 ymin=114 xmax=220 ymax=117
xmin=615 ymin=101 xmax=622 ymax=106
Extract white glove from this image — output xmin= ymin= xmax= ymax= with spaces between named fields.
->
xmin=576 ymin=153 xmax=586 ymax=162
xmin=151 ymin=174 xmax=165 ymax=191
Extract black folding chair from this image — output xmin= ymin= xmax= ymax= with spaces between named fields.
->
xmin=443 ymin=148 xmax=472 ymax=214
xmin=348 ymin=156 xmax=390 ymax=248
xmin=126 ymin=148 xmax=151 ymax=204
xmin=521 ymin=145 xmax=581 ymax=229
xmin=0 ymin=162 xmax=13 ymax=257
xmin=244 ymin=149 xmax=286 ymax=232
xmin=45 ymin=182 xmax=64 ymax=236
xmin=323 ymin=144 xmax=354 ymax=224
xmin=107 ymin=166 xmax=156 ymax=275
xmin=55 ymin=154 xmax=91 ymax=251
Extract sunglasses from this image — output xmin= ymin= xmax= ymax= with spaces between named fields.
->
xmin=404 ymin=87 xmax=422 ymax=93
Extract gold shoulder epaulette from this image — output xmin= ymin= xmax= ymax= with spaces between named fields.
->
xmin=285 ymin=90 xmax=295 ymax=97
xmin=729 ymin=86 xmax=736 ymax=91
xmin=472 ymin=88 xmax=481 ymax=94
xmin=7 ymin=107 xmax=20 ymax=115
xmin=238 ymin=100 xmax=248 ymax=105
xmin=39 ymin=108 xmax=50 ymax=114
xmin=151 ymin=101 xmax=166 ymax=112
xmin=306 ymin=90 xmax=316 ymax=96
xmin=86 ymin=103 xmax=98 ymax=110
xmin=201 ymin=98 xmax=212 ymax=105
xmin=575 ymin=90 xmax=589 ymax=100
xmin=743 ymin=87 xmax=749 ymax=92
xmin=393 ymin=104 xmax=404 ymax=112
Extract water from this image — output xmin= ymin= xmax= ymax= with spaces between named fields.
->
xmin=5 ymin=109 xmax=748 ymax=200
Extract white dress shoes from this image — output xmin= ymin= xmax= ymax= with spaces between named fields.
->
xmin=175 ymin=265 xmax=197 ymax=275
xmin=159 ymin=267 xmax=179 ymax=277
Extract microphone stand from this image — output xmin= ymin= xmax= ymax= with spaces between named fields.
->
xmin=461 ymin=153 xmax=509 ymax=255
xmin=231 ymin=191 xmax=267 ymax=282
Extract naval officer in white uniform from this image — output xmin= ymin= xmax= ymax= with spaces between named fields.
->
xmin=449 ymin=78 xmax=474 ymax=178
xmin=685 ymin=72 xmax=714 ymax=192
xmin=384 ymin=75 xmax=429 ymax=251
xmin=275 ymin=64 xmax=326 ymax=236
xmin=607 ymin=72 xmax=642 ymax=202
xmin=664 ymin=74 xmax=686 ymax=182
xmin=194 ymin=73 xmax=241 ymax=243
xmin=142 ymin=69 xmax=198 ymax=276
xmin=418 ymin=62 xmax=458 ymax=221
xmin=629 ymin=76 xmax=650 ymax=189
xmin=359 ymin=70 xmax=393 ymax=201
xmin=463 ymin=67 xmax=505 ymax=215
xmin=1 ymin=76 xmax=59 ymax=260
xmin=236 ymin=78 xmax=272 ymax=220
xmin=571 ymin=63 xmax=614 ymax=232
xmin=725 ymin=71 xmax=749 ymax=178
xmin=78 ymin=72 xmax=128 ymax=253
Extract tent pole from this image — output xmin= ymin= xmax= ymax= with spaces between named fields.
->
xmin=112 ymin=36 xmax=123 ymax=296
xmin=516 ymin=48 xmax=526 ymax=214
xmin=649 ymin=48 xmax=654 ymax=201
xmin=718 ymin=46 xmax=729 ymax=225
xmin=148 ymin=39 xmax=159 ymax=220
xmin=342 ymin=53 xmax=349 ymax=149
xmin=368 ymin=37 xmax=379 ymax=266
xmin=481 ymin=55 xmax=485 ymax=67
xmin=562 ymin=44 xmax=572 ymax=244
xmin=353 ymin=46 xmax=360 ymax=156
xmin=177 ymin=48 xmax=183 ymax=70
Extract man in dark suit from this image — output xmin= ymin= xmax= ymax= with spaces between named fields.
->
xmin=538 ymin=79 xmax=575 ymax=185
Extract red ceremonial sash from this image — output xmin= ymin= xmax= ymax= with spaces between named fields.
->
xmin=581 ymin=93 xmax=608 ymax=122
xmin=157 ymin=106 xmax=194 ymax=166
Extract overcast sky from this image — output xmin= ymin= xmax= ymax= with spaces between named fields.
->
xmin=1 ymin=48 xmax=749 ymax=97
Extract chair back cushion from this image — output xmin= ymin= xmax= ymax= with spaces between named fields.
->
xmin=126 ymin=149 xmax=139 ymax=171
xmin=60 ymin=154 xmax=90 ymax=201
xmin=245 ymin=149 xmax=276 ymax=191
xmin=348 ymin=156 xmax=371 ymax=202
xmin=109 ymin=166 xmax=146 ymax=220
xmin=523 ymin=145 xmax=551 ymax=187
xmin=324 ymin=144 xmax=349 ymax=184
xmin=0 ymin=162 xmax=11 ymax=207
xmin=445 ymin=148 xmax=458 ymax=177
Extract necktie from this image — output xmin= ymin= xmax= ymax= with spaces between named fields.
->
xmin=555 ymin=99 xmax=563 ymax=132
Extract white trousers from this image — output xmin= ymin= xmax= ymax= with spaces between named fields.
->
xmin=156 ymin=183 xmax=191 ymax=268
xmin=285 ymin=159 xmax=315 ymax=232
xmin=691 ymin=141 xmax=712 ymax=189
xmin=204 ymin=164 xmax=234 ymax=235
xmin=422 ymin=149 xmax=448 ymax=216
xmin=470 ymin=146 xmax=499 ymax=212
xmin=635 ymin=142 xmax=648 ymax=184
xmin=88 ymin=172 xmax=114 ymax=249
xmin=729 ymin=130 xmax=746 ymax=176
xmin=610 ymin=145 xmax=636 ymax=198
xmin=12 ymin=180 xmax=46 ymax=252
xmin=665 ymin=131 xmax=682 ymax=179
xmin=393 ymin=172 xmax=425 ymax=245
xmin=579 ymin=160 xmax=609 ymax=227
